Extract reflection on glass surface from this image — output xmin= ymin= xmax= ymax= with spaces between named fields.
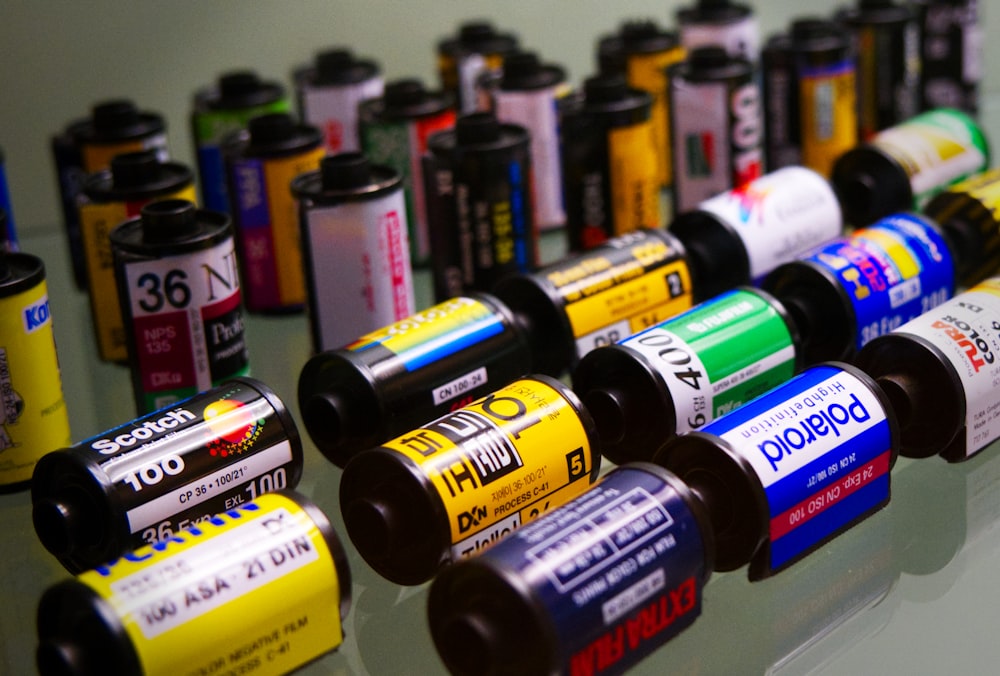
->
xmin=2 ymin=87 xmax=1000 ymax=676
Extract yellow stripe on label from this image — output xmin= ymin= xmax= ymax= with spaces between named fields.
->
xmin=380 ymin=377 xmax=596 ymax=548
xmin=971 ymin=277 xmax=1000 ymax=299
xmin=264 ymin=147 xmax=324 ymax=307
xmin=564 ymin=258 xmax=692 ymax=337
xmin=627 ymin=46 xmax=686 ymax=187
xmin=609 ymin=121 xmax=661 ymax=235
xmin=858 ymin=228 xmax=920 ymax=279
xmin=80 ymin=494 xmax=342 ymax=676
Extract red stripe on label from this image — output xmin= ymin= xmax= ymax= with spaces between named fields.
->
xmin=769 ymin=451 xmax=891 ymax=542
xmin=384 ymin=209 xmax=410 ymax=319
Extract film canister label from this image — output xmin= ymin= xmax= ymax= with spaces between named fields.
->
xmin=89 ymin=381 xmax=294 ymax=540
xmin=706 ymin=365 xmax=893 ymax=575
xmin=229 ymin=147 xmax=324 ymax=312
xmin=621 ymin=289 xmax=797 ymax=432
xmin=362 ymin=110 xmax=456 ymax=265
xmin=549 ymin=231 xmax=691 ymax=356
xmin=377 ymin=377 xmax=597 ymax=560
xmin=799 ymin=58 xmax=857 ymax=177
xmin=922 ymin=166 xmax=1000 ymax=287
xmin=872 ymin=109 xmax=988 ymax=206
xmin=883 ymin=278 xmax=1000 ymax=459
xmin=813 ymin=213 xmax=952 ymax=351
xmin=669 ymin=48 xmax=763 ymax=214
xmin=192 ymin=97 xmax=290 ymax=214
xmin=692 ymin=166 xmax=843 ymax=282
xmin=81 ymin=186 xmax=198 ymax=364
xmin=346 ymin=295 xmax=506 ymax=406
xmin=427 ymin=464 xmax=712 ymax=676
xmin=37 ymin=492 xmax=348 ymax=676
xmin=121 ymin=238 xmax=248 ymax=411
xmin=0 ymin=255 xmax=71 ymax=488
xmin=31 ymin=378 xmax=302 ymax=571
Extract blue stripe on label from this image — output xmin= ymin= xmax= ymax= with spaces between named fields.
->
xmin=508 ymin=159 xmax=530 ymax=271
xmin=814 ymin=213 xmax=954 ymax=351
xmin=230 ymin=158 xmax=270 ymax=229
xmin=397 ymin=314 xmax=504 ymax=371
xmin=764 ymin=423 xmax=889 ymax=515
xmin=770 ymin=476 xmax=889 ymax=570
xmin=197 ymin=146 xmax=230 ymax=214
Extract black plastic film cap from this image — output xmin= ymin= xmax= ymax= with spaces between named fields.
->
xmin=91 ymin=100 xmax=140 ymax=133
xmin=437 ymin=612 xmax=501 ymax=676
xmin=384 ymin=79 xmax=428 ymax=107
xmin=501 ymin=51 xmax=565 ymax=90
xmin=301 ymin=391 xmax=346 ymax=458
xmin=316 ymin=48 xmax=353 ymax=74
xmin=32 ymin=499 xmax=83 ymax=559
xmin=313 ymin=47 xmax=379 ymax=85
xmin=321 ymin=153 xmax=372 ymax=191
xmin=219 ymin=71 xmax=264 ymax=98
xmin=582 ymin=388 xmax=629 ymax=447
xmin=140 ymin=199 xmax=200 ymax=243
xmin=109 ymin=150 xmax=161 ymax=190
xmin=248 ymin=112 xmax=296 ymax=145
xmin=343 ymin=494 xmax=402 ymax=561
xmin=459 ymin=21 xmax=500 ymax=44
xmin=37 ymin=639 xmax=84 ymax=676
xmin=584 ymin=74 xmax=629 ymax=103
xmin=620 ymin=19 xmax=679 ymax=53
xmin=456 ymin=112 xmax=500 ymax=145
xmin=689 ymin=46 xmax=732 ymax=69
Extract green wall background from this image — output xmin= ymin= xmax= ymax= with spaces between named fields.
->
xmin=1 ymin=0 xmax=996 ymax=237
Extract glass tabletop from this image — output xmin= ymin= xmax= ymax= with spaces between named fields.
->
xmin=4 ymin=101 xmax=1000 ymax=676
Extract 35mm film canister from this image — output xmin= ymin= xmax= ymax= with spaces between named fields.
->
xmin=668 ymin=46 xmax=763 ymax=215
xmin=292 ymin=153 xmax=414 ymax=353
xmin=31 ymin=377 xmax=302 ymax=573
xmin=561 ymin=75 xmax=659 ymax=252
xmin=835 ymin=0 xmax=920 ymax=140
xmin=437 ymin=20 xmax=520 ymax=114
xmin=294 ymin=47 xmax=384 ymax=155
xmin=573 ymin=287 xmax=800 ymax=464
xmin=427 ymin=463 xmax=714 ymax=676
xmin=913 ymin=0 xmax=981 ymax=114
xmin=492 ymin=51 xmax=569 ymax=231
xmin=111 ymin=200 xmax=249 ymax=414
xmin=79 ymin=151 xmax=196 ymax=364
xmin=339 ymin=375 xmax=601 ymax=585
xmin=655 ymin=363 xmax=898 ymax=580
xmin=36 ymin=491 xmax=350 ymax=676
xmin=676 ymin=0 xmax=761 ymax=61
xmin=669 ymin=166 xmax=843 ymax=302
xmin=831 ymin=108 xmax=989 ymax=227
xmin=191 ymin=71 xmax=290 ymax=214
xmin=297 ymin=294 xmax=532 ymax=467
xmin=854 ymin=277 xmax=1000 ymax=462
xmin=224 ymin=113 xmax=324 ymax=313
xmin=52 ymin=100 xmax=169 ymax=289
xmin=360 ymin=78 xmax=456 ymax=266
xmin=763 ymin=212 xmax=955 ymax=365
xmin=922 ymin=166 xmax=1000 ymax=288
xmin=763 ymin=19 xmax=857 ymax=177
xmin=425 ymin=112 xmax=535 ymax=300
xmin=0 ymin=251 xmax=71 ymax=490
xmin=494 ymin=229 xmax=692 ymax=377
xmin=610 ymin=20 xmax=687 ymax=189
